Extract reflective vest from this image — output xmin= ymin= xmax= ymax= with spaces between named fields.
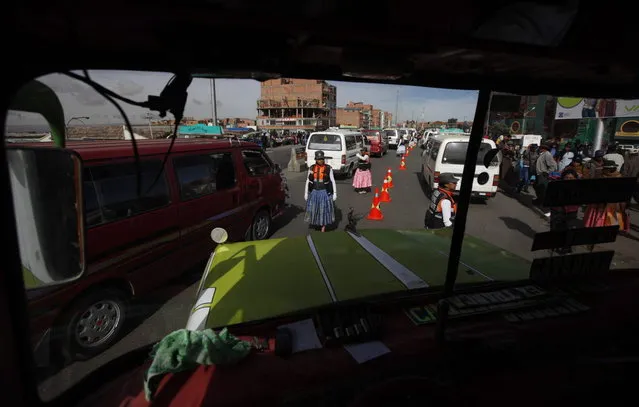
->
xmin=424 ymin=188 xmax=457 ymax=229
xmin=308 ymin=164 xmax=333 ymax=194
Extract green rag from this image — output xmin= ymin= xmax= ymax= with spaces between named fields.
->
xmin=144 ymin=328 xmax=252 ymax=401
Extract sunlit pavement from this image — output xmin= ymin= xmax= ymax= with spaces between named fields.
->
xmin=37 ymin=147 xmax=639 ymax=400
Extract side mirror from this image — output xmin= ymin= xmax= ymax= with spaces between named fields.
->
xmin=274 ymin=163 xmax=282 ymax=173
xmin=8 ymin=147 xmax=85 ymax=288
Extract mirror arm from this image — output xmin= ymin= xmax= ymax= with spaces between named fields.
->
xmin=10 ymin=80 xmax=66 ymax=148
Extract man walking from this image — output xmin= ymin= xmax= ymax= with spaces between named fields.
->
xmin=533 ymin=143 xmax=557 ymax=217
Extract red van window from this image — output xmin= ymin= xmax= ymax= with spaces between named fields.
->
xmin=242 ymin=150 xmax=272 ymax=176
xmin=173 ymin=152 xmax=236 ymax=200
xmin=83 ymin=161 xmax=170 ymax=227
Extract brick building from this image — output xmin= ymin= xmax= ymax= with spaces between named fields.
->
xmin=372 ymin=109 xmax=382 ymax=128
xmin=337 ymin=103 xmax=393 ymax=129
xmin=217 ymin=118 xmax=256 ymax=128
xmin=350 ymin=102 xmax=374 ymax=128
xmin=336 ymin=107 xmax=362 ymax=128
xmin=257 ymin=79 xmax=336 ymax=132
xmin=152 ymin=117 xmax=198 ymax=126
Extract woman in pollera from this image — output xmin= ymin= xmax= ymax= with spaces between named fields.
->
xmin=304 ymin=150 xmax=337 ymax=232
xmin=352 ymin=146 xmax=372 ymax=194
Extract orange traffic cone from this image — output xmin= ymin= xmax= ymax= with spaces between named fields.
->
xmin=372 ymin=187 xmax=381 ymax=206
xmin=399 ymin=155 xmax=407 ymax=171
xmin=380 ymin=178 xmax=392 ymax=202
xmin=366 ymin=189 xmax=383 ymax=220
xmin=386 ymin=168 xmax=394 ymax=188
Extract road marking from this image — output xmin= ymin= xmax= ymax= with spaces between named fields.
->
xmin=435 ymin=250 xmax=494 ymax=281
xmin=306 ymin=235 xmax=338 ymax=302
xmin=346 ymin=231 xmax=429 ymax=289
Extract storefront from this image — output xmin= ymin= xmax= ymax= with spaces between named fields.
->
xmin=614 ymin=117 xmax=639 ymax=148
xmin=554 ymin=98 xmax=639 ymax=148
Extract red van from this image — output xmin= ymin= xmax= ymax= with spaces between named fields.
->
xmin=22 ymin=139 xmax=286 ymax=364
xmin=361 ymin=130 xmax=388 ymax=157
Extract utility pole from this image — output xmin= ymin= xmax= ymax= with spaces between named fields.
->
xmin=210 ymin=79 xmax=218 ymax=125
xmin=394 ymin=89 xmax=399 ymax=126
xmin=144 ymin=113 xmax=154 ymax=138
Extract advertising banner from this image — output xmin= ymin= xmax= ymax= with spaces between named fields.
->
xmin=555 ymin=97 xmax=639 ymax=120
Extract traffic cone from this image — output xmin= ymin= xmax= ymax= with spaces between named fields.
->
xmin=366 ymin=189 xmax=383 ymax=220
xmin=399 ymin=155 xmax=407 ymax=171
xmin=386 ymin=168 xmax=394 ymax=188
xmin=372 ymin=187 xmax=381 ymax=206
xmin=380 ymin=178 xmax=392 ymax=202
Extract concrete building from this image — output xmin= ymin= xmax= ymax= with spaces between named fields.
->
xmin=381 ymin=112 xmax=393 ymax=128
xmin=257 ymin=79 xmax=336 ymax=132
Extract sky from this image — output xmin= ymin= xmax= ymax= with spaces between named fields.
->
xmin=6 ymin=70 xmax=479 ymax=127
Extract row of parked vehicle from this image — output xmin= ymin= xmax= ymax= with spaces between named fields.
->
xmin=301 ymin=127 xmax=417 ymax=177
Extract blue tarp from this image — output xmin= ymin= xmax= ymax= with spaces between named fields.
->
xmin=178 ymin=124 xmax=223 ymax=135
xmin=225 ymin=127 xmax=252 ymax=132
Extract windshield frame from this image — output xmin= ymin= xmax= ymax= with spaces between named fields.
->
xmin=440 ymin=89 xmax=492 ymax=297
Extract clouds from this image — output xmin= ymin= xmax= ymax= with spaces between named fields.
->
xmin=7 ymin=71 xmax=478 ymax=126
xmin=39 ymin=73 xmax=108 ymax=106
xmin=115 ymin=79 xmax=144 ymax=97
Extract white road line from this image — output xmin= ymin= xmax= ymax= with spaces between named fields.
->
xmin=306 ymin=235 xmax=338 ymax=302
xmin=346 ymin=232 xmax=429 ymax=289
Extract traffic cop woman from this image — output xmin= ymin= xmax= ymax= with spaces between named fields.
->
xmin=304 ymin=150 xmax=337 ymax=232
xmin=424 ymin=173 xmax=458 ymax=229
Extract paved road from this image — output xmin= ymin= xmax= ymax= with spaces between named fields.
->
xmin=38 ymin=145 xmax=639 ymax=400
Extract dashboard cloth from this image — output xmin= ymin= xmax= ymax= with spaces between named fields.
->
xmin=144 ymin=328 xmax=252 ymax=401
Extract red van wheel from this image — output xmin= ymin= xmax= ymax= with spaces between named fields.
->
xmin=54 ymin=288 xmax=129 ymax=362
xmin=250 ymin=210 xmax=272 ymax=241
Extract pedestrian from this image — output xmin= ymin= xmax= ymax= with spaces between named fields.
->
xmin=424 ymin=173 xmax=458 ymax=229
xmin=549 ymin=169 xmax=580 ymax=254
xmin=558 ymin=143 xmax=574 ymax=172
xmin=584 ymin=150 xmax=605 ymax=179
xmin=518 ymin=143 xmax=539 ymax=193
xmin=533 ymin=143 xmax=558 ymax=217
xmin=563 ymin=156 xmax=584 ymax=178
xmin=621 ymin=147 xmax=639 ymax=203
xmin=352 ymin=146 xmax=372 ymax=194
xmin=583 ymin=160 xmax=629 ymax=235
xmin=304 ymin=150 xmax=337 ymax=232
xmin=396 ymin=136 xmax=406 ymax=157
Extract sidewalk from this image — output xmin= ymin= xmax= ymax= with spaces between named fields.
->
xmin=498 ymin=181 xmax=639 ymax=269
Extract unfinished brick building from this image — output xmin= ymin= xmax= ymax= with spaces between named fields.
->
xmin=257 ymin=79 xmax=336 ymax=132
